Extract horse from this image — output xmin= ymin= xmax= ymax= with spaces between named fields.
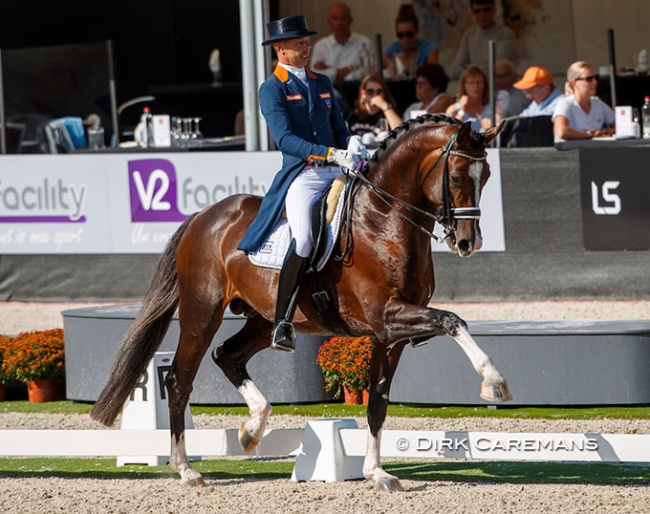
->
xmin=91 ymin=114 xmax=512 ymax=492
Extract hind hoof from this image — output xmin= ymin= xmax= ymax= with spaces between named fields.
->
xmin=239 ymin=422 xmax=261 ymax=453
xmin=180 ymin=476 xmax=206 ymax=488
xmin=376 ymin=478 xmax=405 ymax=492
xmin=481 ymin=381 xmax=513 ymax=403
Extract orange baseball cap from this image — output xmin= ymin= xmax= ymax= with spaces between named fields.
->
xmin=513 ymin=66 xmax=554 ymax=90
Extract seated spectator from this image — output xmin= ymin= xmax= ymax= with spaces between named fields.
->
xmin=347 ymin=74 xmax=403 ymax=140
xmin=383 ymin=10 xmax=438 ymax=79
xmin=495 ymin=59 xmax=530 ymax=117
xmin=445 ymin=65 xmax=503 ymax=132
xmin=311 ymin=2 xmax=374 ymax=83
xmin=514 ymin=65 xmax=563 ymax=117
xmin=450 ymin=0 xmax=518 ymax=79
xmin=552 ymin=61 xmax=615 ymax=141
xmin=403 ymin=63 xmax=455 ymax=119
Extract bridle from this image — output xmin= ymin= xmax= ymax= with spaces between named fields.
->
xmin=347 ymin=125 xmax=487 ymax=245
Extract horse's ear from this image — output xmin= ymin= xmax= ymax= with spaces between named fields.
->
xmin=455 ymin=121 xmax=473 ymax=146
xmin=482 ymin=120 xmax=506 ymax=147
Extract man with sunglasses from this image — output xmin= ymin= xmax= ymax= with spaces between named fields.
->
xmin=450 ymin=0 xmax=518 ymax=79
xmin=383 ymin=12 xmax=438 ymax=78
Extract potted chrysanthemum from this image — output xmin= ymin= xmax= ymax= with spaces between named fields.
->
xmin=1 ymin=328 xmax=66 ymax=403
xmin=316 ymin=336 xmax=372 ymax=405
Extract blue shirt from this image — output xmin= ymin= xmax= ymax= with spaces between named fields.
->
xmin=384 ymin=38 xmax=437 ymax=67
xmin=519 ymin=88 xmax=562 ymax=117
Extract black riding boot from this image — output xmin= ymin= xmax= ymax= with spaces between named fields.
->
xmin=272 ymin=242 xmax=309 ymax=352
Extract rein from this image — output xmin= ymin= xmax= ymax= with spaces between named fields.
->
xmin=350 ymin=125 xmax=487 ymax=245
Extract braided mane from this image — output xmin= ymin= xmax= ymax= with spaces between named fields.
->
xmin=364 ymin=114 xmax=488 ymax=173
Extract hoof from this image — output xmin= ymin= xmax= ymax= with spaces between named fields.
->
xmin=180 ymin=476 xmax=206 ymax=488
xmin=239 ymin=422 xmax=260 ymax=453
xmin=480 ymin=381 xmax=513 ymax=403
xmin=376 ymin=478 xmax=405 ymax=492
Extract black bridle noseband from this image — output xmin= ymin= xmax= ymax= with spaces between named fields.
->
xmin=350 ymin=125 xmax=487 ymax=245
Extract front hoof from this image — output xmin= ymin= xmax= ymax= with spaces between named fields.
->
xmin=481 ymin=381 xmax=513 ymax=403
xmin=376 ymin=478 xmax=405 ymax=492
xmin=239 ymin=422 xmax=260 ymax=453
xmin=180 ymin=476 xmax=206 ymax=488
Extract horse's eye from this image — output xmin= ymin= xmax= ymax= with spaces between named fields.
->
xmin=451 ymin=175 xmax=463 ymax=187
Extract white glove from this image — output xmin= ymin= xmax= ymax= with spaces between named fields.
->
xmin=327 ymin=148 xmax=362 ymax=172
xmin=347 ymin=135 xmax=371 ymax=161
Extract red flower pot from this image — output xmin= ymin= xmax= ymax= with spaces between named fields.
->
xmin=343 ymin=385 xmax=369 ymax=405
xmin=27 ymin=379 xmax=66 ymax=403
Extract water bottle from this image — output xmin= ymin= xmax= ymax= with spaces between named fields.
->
xmin=143 ymin=106 xmax=155 ymax=147
xmin=642 ymin=96 xmax=650 ymax=139
xmin=359 ymin=43 xmax=371 ymax=77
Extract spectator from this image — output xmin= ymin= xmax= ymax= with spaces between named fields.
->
xmin=403 ymin=63 xmax=455 ymax=119
xmin=552 ymin=61 xmax=615 ymax=141
xmin=445 ymin=65 xmax=503 ymax=132
xmin=347 ymin=74 xmax=403 ymax=138
xmin=450 ymin=0 xmax=518 ymax=79
xmin=513 ymin=65 xmax=562 ymax=117
xmin=383 ymin=10 xmax=438 ymax=79
xmin=495 ymin=59 xmax=530 ymax=116
xmin=311 ymin=2 xmax=374 ymax=83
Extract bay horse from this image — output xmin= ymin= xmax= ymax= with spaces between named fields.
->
xmin=91 ymin=114 xmax=511 ymax=492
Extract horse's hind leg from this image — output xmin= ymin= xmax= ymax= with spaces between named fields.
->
xmin=212 ymin=313 xmax=273 ymax=453
xmin=364 ymin=341 xmax=407 ymax=492
xmin=166 ymin=305 xmax=224 ymax=487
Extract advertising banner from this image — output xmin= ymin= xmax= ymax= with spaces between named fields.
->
xmin=0 ymin=149 xmax=505 ymax=254
xmin=580 ymin=147 xmax=650 ymax=250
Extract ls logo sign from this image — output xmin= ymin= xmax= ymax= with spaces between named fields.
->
xmin=591 ymin=181 xmax=621 ymax=215
xmin=128 ymin=159 xmax=187 ymax=222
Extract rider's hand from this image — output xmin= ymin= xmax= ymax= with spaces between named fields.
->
xmin=327 ymin=148 xmax=362 ymax=172
xmin=347 ymin=135 xmax=370 ymax=161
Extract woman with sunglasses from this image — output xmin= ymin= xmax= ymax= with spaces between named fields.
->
xmin=347 ymin=74 xmax=403 ymax=141
xmin=383 ymin=13 xmax=438 ymax=79
xmin=552 ymin=61 xmax=615 ymax=141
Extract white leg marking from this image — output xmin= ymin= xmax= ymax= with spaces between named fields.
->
xmin=238 ymin=379 xmax=272 ymax=441
xmin=453 ymin=325 xmax=504 ymax=385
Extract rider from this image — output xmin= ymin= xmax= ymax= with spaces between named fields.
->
xmin=238 ymin=15 xmax=370 ymax=352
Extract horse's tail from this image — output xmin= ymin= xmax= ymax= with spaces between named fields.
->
xmin=90 ymin=212 xmax=199 ymax=426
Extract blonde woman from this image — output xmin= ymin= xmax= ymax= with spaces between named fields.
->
xmin=446 ymin=65 xmax=502 ymax=132
xmin=552 ymin=61 xmax=615 ymax=141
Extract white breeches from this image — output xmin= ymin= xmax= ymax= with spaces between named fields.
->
xmin=285 ymin=165 xmax=342 ymax=258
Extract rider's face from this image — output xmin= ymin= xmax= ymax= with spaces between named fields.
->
xmin=275 ymin=37 xmax=312 ymax=68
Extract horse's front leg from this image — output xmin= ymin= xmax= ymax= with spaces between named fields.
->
xmin=382 ymin=302 xmax=512 ymax=403
xmin=212 ymin=317 xmax=273 ymax=452
xmin=363 ymin=341 xmax=408 ymax=492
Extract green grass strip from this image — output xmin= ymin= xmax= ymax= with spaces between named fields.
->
xmin=0 ymin=457 xmax=649 ymax=485
xmin=1 ymin=400 xmax=650 ymax=420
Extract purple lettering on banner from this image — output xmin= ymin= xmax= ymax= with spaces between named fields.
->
xmin=128 ymin=159 xmax=187 ymax=222
xmin=0 ymin=216 xmax=86 ymax=223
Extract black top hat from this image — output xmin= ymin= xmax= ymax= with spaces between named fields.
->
xmin=262 ymin=15 xmax=317 ymax=46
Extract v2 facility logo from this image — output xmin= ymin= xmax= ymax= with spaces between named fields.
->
xmin=128 ymin=159 xmax=188 ymax=222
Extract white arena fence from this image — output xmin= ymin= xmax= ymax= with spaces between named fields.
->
xmin=1 ymin=420 xmax=650 ymax=483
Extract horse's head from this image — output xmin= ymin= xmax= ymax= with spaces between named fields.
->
xmin=421 ymin=120 xmax=503 ymax=257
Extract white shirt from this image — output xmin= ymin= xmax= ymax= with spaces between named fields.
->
xmin=310 ymin=33 xmax=374 ymax=82
xmin=552 ymin=95 xmax=615 ymax=141
xmin=451 ymin=24 xmax=518 ymax=79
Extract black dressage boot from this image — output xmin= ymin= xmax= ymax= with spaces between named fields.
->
xmin=272 ymin=242 xmax=309 ymax=352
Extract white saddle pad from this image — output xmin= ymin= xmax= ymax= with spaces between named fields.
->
xmin=248 ymin=183 xmax=348 ymax=271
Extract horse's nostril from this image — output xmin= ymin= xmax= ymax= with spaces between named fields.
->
xmin=457 ymin=240 xmax=471 ymax=254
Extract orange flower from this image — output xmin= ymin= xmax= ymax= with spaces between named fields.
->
xmin=316 ymin=336 xmax=372 ymax=398
xmin=0 ymin=329 xmax=65 ymax=384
